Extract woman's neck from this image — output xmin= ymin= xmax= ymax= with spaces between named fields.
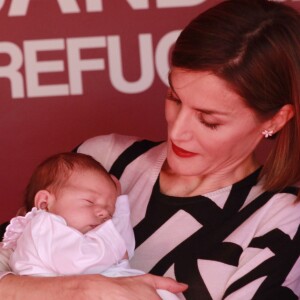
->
xmin=159 ymin=160 xmax=261 ymax=197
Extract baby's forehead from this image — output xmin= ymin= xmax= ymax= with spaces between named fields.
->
xmin=62 ymin=168 xmax=117 ymax=192
xmin=67 ymin=165 xmax=107 ymax=178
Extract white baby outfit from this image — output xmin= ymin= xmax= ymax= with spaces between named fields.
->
xmin=3 ymin=195 xmax=180 ymax=300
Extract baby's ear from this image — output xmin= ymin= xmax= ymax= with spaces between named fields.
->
xmin=110 ymin=174 xmax=121 ymax=195
xmin=34 ymin=190 xmax=54 ymax=210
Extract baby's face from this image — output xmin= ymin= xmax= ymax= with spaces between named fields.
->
xmin=48 ymin=169 xmax=118 ymax=234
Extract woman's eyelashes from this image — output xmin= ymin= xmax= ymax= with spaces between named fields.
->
xmin=197 ymin=114 xmax=220 ymax=130
xmin=201 ymin=121 xmax=219 ymax=130
xmin=167 ymin=93 xmax=219 ymax=130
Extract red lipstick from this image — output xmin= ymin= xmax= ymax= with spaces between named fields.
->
xmin=171 ymin=142 xmax=197 ymax=158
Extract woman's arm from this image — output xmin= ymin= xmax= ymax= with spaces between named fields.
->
xmin=224 ymin=193 xmax=300 ymax=299
xmin=0 ymin=273 xmax=188 ymax=300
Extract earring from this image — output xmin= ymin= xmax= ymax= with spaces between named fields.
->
xmin=262 ymin=129 xmax=273 ymax=138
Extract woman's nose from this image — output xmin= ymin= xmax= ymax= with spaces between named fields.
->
xmin=169 ymin=108 xmax=193 ymax=141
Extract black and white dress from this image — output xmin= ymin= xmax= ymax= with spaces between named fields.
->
xmin=77 ymin=134 xmax=300 ymax=300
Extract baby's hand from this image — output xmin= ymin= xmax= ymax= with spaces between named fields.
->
xmin=122 ymin=251 xmax=129 ymax=260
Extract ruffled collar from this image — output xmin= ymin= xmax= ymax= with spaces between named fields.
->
xmin=3 ymin=208 xmax=42 ymax=250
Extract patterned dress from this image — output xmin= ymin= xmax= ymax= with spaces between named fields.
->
xmin=76 ymin=134 xmax=300 ymax=300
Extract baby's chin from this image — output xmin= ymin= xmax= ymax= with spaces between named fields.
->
xmin=86 ymin=224 xmax=102 ymax=232
xmin=74 ymin=223 xmax=103 ymax=234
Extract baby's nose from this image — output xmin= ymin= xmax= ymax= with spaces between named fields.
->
xmin=95 ymin=207 xmax=111 ymax=221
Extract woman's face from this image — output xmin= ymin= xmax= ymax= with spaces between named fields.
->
xmin=165 ymin=69 xmax=269 ymax=179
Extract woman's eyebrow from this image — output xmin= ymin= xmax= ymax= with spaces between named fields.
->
xmin=195 ymin=108 xmax=229 ymax=116
xmin=168 ymin=72 xmax=229 ymax=116
xmin=167 ymin=72 xmax=181 ymax=99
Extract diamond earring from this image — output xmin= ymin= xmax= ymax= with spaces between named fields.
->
xmin=262 ymin=129 xmax=273 ymax=138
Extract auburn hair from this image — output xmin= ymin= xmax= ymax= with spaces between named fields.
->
xmin=24 ymin=152 xmax=113 ymax=211
xmin=172 ymin=0 xmax=300 ymax=198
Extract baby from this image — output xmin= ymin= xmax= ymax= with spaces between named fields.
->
xmin=3 ymin=152 xmax=180 ymax=300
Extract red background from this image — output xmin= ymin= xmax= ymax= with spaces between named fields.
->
xmin=1 ymin=0 xmax=299 ymax=223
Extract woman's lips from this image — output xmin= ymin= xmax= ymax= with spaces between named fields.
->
xmin=171 ymin=142 xmax=197 ymax=158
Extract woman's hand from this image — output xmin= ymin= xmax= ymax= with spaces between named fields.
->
xmin=0 ymin=273 xmax=188 ymax=300
xmin=80 ymin=274 xmax=187 ymax=299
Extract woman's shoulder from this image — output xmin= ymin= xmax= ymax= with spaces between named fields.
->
xmin=245 ymin=186 xmax=300 ymax=241
xmin=79 ymin=133 xmax=141 ymax=151
xmin=77 ymin=134 xmax=142 ymax=170
xmin=263 ymin=187 xmax=300 ymax=222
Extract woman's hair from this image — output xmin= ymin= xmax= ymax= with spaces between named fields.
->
xmin=24 ymin=152 xmax=114 ymax=211
xmin=172 ymin=0 xmax=300 ymax=196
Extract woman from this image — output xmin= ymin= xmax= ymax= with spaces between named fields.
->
xmin=1 ymin=0 xmax=300 ymax=299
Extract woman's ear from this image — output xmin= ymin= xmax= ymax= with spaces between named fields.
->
xmin=267 ymin=104 xmax=295 ymax=133
xmin=34 ymin=190 xmax=54 ymax=210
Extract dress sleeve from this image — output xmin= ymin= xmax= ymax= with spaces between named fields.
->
xmin=223 ymin=193 xmax=300 ymax=299
xmin=10 ymin=212 xmax=127 ymax=275
xmin=77 ymin=133 xmax=139 ymax=172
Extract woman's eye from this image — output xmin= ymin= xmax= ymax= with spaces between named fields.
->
xmin=166 ymin=91 xmax=181 ymax=105
xmin=197 ymin=113 xmax=219 ymax=130
xmin=200 ymin=121 xmax=219 ymax=130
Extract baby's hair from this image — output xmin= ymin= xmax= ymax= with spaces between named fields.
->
xmin=24 ymin=152 xmax=114 ymax=211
